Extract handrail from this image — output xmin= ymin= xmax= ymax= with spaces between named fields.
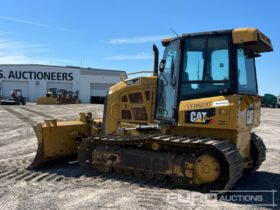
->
xmin=120 ymin=71 xmax=154 ymax=82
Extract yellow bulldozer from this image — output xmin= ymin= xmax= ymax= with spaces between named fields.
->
xmin=37 ymin=88 xmax=59 ymax=104
xmin=29 ymin=28 xmax=272 ymax=192
xmin=37 ymin=88 xmax=80 ymax=104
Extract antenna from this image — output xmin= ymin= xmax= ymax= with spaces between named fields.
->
xmin=170 ymin=27 xmax=179 ymax=37
xmin=80 ymin=58 xmax=83 ymax=67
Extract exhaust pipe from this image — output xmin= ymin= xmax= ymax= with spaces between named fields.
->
xmin=153 ymin=44 xmax=159 ymax=76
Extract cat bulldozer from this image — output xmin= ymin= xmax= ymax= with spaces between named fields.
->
xmin=30 ymin=28 xmax=272 ymax=192
xmin=37 ymin=88 xmax=80 ymax=104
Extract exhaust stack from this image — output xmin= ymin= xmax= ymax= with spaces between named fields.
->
xmin=153 ymin=44 xmax=159 ymax=76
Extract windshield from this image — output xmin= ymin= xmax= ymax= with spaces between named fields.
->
xmin=179 ymin=35 xmax=230 ymax=100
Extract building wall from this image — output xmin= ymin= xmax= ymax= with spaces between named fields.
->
xmin=0 ymin=65 xmax=124 ymax=103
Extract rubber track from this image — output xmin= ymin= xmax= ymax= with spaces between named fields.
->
xmin=78 ymin=134 xmax=244 ymax=191
xmin=251 ymin=133 xmax=266 ymax=172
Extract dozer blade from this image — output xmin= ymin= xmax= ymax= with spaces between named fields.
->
xmin=29 ymin=114 xmax=93 ymax=169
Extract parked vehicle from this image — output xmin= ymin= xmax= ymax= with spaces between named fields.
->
xmin=0 ymin=89 xmax=26 ymax=105
xmin=37 ymin=88 xmax=80 ymax=104
xmin=261 ymin=94 xmax=278 ymax=108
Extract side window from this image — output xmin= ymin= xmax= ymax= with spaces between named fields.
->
xmin=207 ymin=36 xmax=229 ymax=81
xmin=211 ymin=49 xmax=229 ymax=80
xmin=237 ymin=49 xmax=257 ymax=94
xmin=156 ymin=42 xmax=179 ymax=120
xmin=181 ymin=38 xmax=206 ymax=91
xmin=165 ymin=49 xmax=177 ymax=72
xmin=184 ymin=51 xmax=204 ymax=81
xmin=237 ymin=51 xmax=247 ymax=85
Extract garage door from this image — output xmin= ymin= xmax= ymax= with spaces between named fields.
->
xmin=90 ymin=83 xmax=114 ymax=104
xmin=47 ymin=82 xmax=72 ymax=91
xmin=90 ymin=83 xmax=114 ymax=97
xmin=2 ymin=80 xmax=28 ymax=98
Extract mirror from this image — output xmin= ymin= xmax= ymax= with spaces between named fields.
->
xmin=159 ymin=60 xmax=166 ymax=72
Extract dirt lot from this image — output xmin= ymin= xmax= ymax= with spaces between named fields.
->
xmin=0 ymin=104 xmax=279 ymax=210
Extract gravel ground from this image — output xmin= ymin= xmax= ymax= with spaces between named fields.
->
xmin=0 ymin=104 xmax=279 ymax=210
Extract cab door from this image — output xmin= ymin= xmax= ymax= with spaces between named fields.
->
xmin=155 ymin=40 xmax=180 ymax=122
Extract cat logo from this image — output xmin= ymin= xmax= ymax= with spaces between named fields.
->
xmin=185 ymin=108 xmax=215 ymax=124
xmin=190 ymin=111 xmax=207 ymax=123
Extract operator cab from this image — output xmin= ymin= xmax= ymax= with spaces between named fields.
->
xmin=156 ymin=28 xmax=273 ymax=122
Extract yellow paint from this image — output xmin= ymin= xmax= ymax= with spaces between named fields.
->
xmin=151 ymin=142 xmax=160 ymax=151
xmin=40 ymin=120 xmax=89 ymax=157
xmin=232 ymin=28 xmax=259 ymax=44
xmin=104 ymin=76 xmax=157 ymax=134
xmin=30 ymin=113 xmax=98 ymax=167
xmin=173 ymin=94 xmax=260 ymax=158
xmin=232 ymin=28 xmax=272 ymax=52
xmin=161 ymin=38 xmax=172 ymax=46
xmin=193 ymin=154 xmax=221 ymax=184
xmin=37 ymin=96 xmax=59 ymax=105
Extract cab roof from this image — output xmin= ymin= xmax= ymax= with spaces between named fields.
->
xmin=162 ymin=28 xmax=273 ymax=53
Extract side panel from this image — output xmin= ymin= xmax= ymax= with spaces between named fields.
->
xmin=177 ymin=95 xmax=261 ymax=159
xmin=104 ymin=76 xmax=157 ymax=134
xmin=179 ymin=95 xmax=237 ymax=129
xmin=178 ymin=95 xmax=260 ymax=130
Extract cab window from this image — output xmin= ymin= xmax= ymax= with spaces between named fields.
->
xmin=179 ymin=35 xmax=230 ymax=99
xmin=237 ymin=48 xmax=258 ymax=94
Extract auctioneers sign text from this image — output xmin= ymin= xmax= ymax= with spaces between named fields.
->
xmin=0 ymin=70 xmax=73 ymax=81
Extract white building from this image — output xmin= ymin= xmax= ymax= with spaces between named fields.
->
xmin=0 ymin=64 xmax=125 ymax=103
